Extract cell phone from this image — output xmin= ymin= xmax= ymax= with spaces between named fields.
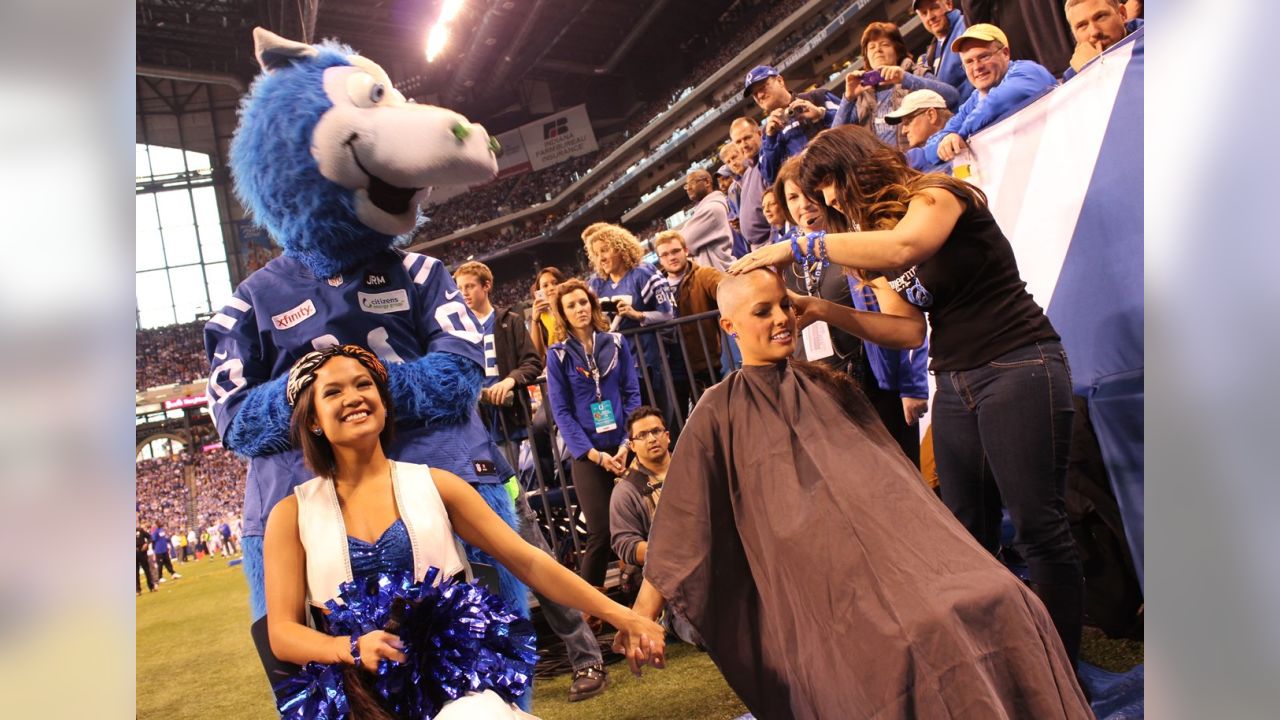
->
xmin=860 ymin=69 xmax=884 ymax=87
xmin=535 ymin=289 xmax=546 ymax=301
xmin=599 ymin=298 xmax=618 ymax=314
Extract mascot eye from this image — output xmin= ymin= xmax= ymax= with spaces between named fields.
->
xmin=346 ymin=72 xmax=388 ymax=108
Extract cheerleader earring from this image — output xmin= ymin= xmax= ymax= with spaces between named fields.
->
xmin=311 ymin=427 xmax=323 ymax=436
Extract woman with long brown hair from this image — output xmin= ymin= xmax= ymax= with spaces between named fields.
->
xmin=543 ymin=280 xmax=642 ymax=592
xmin=731 ymin=124 xmax=1085 ymax=671
xmin=771 ymin=155 xmax=931 ymax=466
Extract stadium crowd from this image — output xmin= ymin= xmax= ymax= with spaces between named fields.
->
xmin=135 ymin=320 xmax=207 ymax=389
xmin=140 ymin=0 xmax=1143 ymax=713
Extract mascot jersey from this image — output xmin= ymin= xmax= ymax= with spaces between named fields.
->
xmin=206 ymin=248 xmax=498 ymax=539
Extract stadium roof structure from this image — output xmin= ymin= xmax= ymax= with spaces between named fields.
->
xmin=136 ymin=0 xmax=744 ymax=134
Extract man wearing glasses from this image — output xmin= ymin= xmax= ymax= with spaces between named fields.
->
xmin=884 ymin=89 xmax=955 ymax=174
xmin=925 ymin=23 xmax=1057 ymax=164
xmin=609 ymin=406 xmax=703 ymax=644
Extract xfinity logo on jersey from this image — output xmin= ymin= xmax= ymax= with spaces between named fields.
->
xmin=363 ymin=271 xmax=389 ymax=288
xmin=358 ymin=289 xmax=410 ymax=314
xmin=271 ymin=299 xmax=317 ymax=330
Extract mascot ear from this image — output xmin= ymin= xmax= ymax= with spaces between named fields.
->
xmin=253 ymin=27 xmax=320 ymax=72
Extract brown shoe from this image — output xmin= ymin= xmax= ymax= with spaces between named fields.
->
xmin=568 ymin=663 xmax=608 ymax=702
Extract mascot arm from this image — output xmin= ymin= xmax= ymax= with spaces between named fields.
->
xmin=387 ymin=352 xmax=482 ymax=426
xmin=205 ymin=292 xmax=292 ymax=458
xmin=223 ymin=375 xmax=294 ymax=457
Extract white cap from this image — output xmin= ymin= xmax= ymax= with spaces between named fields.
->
xmin=884 ymin=89 xmax=949 ymax=124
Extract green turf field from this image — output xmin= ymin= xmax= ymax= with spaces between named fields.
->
xmin=137 ymin=556 xmax=1140 ymax=719
xmin=135 ymin=557 xmax=747 ymax=719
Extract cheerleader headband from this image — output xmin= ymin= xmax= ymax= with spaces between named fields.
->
xmin=286 ymin=345 xmax=388 ymax=407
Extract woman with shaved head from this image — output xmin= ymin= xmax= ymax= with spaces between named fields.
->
xmin=631 ymin=268 xmax=1091 ymax=720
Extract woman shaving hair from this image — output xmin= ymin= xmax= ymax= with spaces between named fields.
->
xmin=264 ymin=345 xmax=664 ymax=718
xmin=772 ymin=155 xmax=931 ymax=465
xmin=634 ymin=269 xmax=1091 ymax=719
xmin=730 ymin=124 xmax=1086 ymax=673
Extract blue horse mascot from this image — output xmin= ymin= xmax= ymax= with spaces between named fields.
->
xmin=204 ymin=27 xmax=533 ymax=696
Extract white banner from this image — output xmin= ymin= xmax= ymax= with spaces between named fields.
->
xmin=516 ymin=104 xmax=598 ymax=171
xmin=495 ymin=128 xmax=532 ymax=178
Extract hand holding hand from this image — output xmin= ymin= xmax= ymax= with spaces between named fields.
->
xmin=610 ymin=611 xmax=667 ymax=676
xmin=936 ymin=133 xmax=967 ymax=162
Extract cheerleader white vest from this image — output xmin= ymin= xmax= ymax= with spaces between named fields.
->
xmin=294 ymin=461 xmax=469 ymax=607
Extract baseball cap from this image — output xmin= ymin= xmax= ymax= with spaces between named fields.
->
xmin=950 ymin=23 xmax=1009 ymax=53
xmin=884 ymin=90 xmax=949 ymax=124
xmin=716 ymin=165 xmax=734 ymax=178
xmin=742 ymin=65 xmax=780 ymax=98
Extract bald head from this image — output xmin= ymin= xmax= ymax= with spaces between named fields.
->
xmin=717 ymin=269 xmax=784 ymax=321
xmin=684 ymin=168 xmax=714 ymax=202
xmin=717 ymin=269 xmax=795 ymax=365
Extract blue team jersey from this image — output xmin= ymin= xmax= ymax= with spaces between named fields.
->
xmin=589 ymin=263 xmax=673 ymax=385
xmin=476 ymin=310 xmax=500 ymax=387
xmin=588 ymin=263 xmax=672 ymax=332
xmin=204 ymin=249 xmax=489 ymax=536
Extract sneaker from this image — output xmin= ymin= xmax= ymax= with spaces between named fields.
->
xmin=568 ymin=664 xmax=608 ymax=702
xmin=172 ymin=573 xmax=182 ymax=579
xmin=159 ymin=578 xmax=167 ymax=583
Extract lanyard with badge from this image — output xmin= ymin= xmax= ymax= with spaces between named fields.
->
xmin=789 ymin=228 xmax=836 ymax=361
xmin=582 ymin=339 xmax=617 ymax=433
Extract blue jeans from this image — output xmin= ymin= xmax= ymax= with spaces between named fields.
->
xmin=932 ymin=341 xmax=1082 ymax=587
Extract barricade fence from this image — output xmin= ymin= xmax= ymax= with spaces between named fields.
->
xmin=486 ymin=310 xmax=738 ymax=581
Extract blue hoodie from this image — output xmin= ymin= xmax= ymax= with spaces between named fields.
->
xmin=546 ymin=331 xmax=642 ymax=459
xmin=919 ymin=9 xmax=975 ymax=104
xmin=922 ymin=59 xmax=1057 ymax=166
xmin=847 ymin=279 xmax=930 ymax=399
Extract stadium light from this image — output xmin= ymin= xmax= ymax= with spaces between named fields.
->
xmin=440 ymin=0 xmax=465 ymax=23
xmin=426 ymin=23 xmax=449 ymax=62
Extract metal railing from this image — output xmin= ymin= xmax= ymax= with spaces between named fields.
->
xmin=485 ymin=309 xmax=737 ymax=577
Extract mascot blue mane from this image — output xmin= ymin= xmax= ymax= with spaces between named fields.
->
xmin=229 ymin=43 xmax=393 ymax=279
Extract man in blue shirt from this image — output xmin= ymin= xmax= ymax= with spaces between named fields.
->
xmin=927 ymin=23 xmax=1058 ymax=165
xmin=884 ymin=90 xmax=954 ymax=174
xmin=913 ymin=0 xmax=975 ymax=103
xmin=742 ymin=65 xmax=841 ymax=186
xmin=151 ymin=525 xmax=180 ymax=581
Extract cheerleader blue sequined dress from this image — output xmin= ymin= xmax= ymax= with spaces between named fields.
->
xmin=278 ymin=461 xmax=538 ymax=719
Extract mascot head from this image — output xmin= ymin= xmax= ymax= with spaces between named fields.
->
xmin=230 ymin=28 xmax=499 ymax=278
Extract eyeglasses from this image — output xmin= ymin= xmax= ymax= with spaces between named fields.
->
xmin=962 ymin=49 xmax=1003 ymax=68
xmin=630 ymin=428 xmax=668 ymax=442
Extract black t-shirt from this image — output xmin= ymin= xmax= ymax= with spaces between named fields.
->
xmin=136 ymin=528 xmax=151 ymax=553
xmin=889 ymin=187 xmax=1058 ymax=371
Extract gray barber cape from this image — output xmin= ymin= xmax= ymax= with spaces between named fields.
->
xmin=645 ymin=360 xmax=1092 ymax=720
